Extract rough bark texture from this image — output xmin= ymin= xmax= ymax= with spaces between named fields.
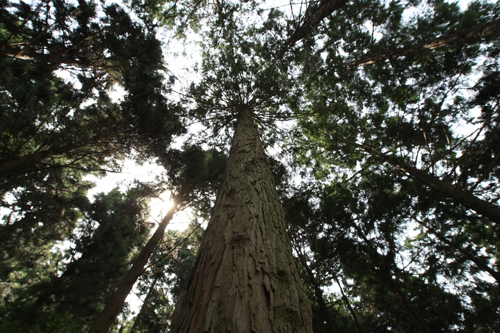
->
xmin=89 ymin=205 xmax=177 ymax=333
xmin=170 ymin=108 xmax=312 ymax=333
xmin=346 ymin=18 xmax=500 ymax=68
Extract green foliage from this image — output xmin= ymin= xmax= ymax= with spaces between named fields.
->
xmin=0 ymin=0 xmax=185 ymax=180
xmin=277 ymin=0 xmax=500 ymax=330
xmin=0 ymin=311 xmax=78 ymax=333
xmin=0 ymin=1 xmax=188 ymax=326
xmin=0 ymin=185 xmax=153 ymax=332
xmin=130 ymin=222 xmax=202 ymax=332
xmin=161 ymin=145 xmax=227 ymax=212
xmin=151 ymin=0 xmax=500 ymax=329
xmin=3 ymin=0 xmax=500 ymax=330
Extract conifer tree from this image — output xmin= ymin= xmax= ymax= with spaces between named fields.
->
xmin=1 ymin=187 xmax=152 ymax=332
xmin=3 ymin=0 xmax=500 ymax=331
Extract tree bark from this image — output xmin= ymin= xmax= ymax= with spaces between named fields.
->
xmin=346 ymin=18 xmax=500 ymax=68
xmin=89 ymin=203 xmax=177 ymax=333
xmin=170 ymin=108 xmax=312 ymax=332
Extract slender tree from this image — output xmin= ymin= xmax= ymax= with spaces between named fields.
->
xmin=90 ymin=201 xmax=179 ymax=333
xmin=130 ymin=225 xmax=201 ymax=332
xmin=90 ymin=145 xmax=226 ymax=332
xmin=1 ymin=186 xmax=152 ymax=332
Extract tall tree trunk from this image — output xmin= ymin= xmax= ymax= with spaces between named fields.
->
xmin=170 ymin=108 xmax=312 ymax=332
xmin=346 ymin=18 xmax=500 ymax=68
xmin=89 ymin=203 xmax=177 ymax=333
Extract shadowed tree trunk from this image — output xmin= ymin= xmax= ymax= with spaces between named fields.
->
xmin=129 ymin=277 xmax=162 ymax=333
xmin=359 ymin=146 xmax=500 ymax=224
xmin=287 ymin=0 xmax=348 ymax=48
xmin=294 ymin=248 xmax=337 ymax=332
xmin=170 ymin=108 xmax=312 ymax=332
xmin=346 ymin=18 xmax=500 ymax=68
xmin=89 ymin=203 xmax=178 ymax=333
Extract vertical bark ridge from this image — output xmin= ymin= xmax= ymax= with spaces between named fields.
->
xmin=170 ymin=108 xmax=312 ymax=332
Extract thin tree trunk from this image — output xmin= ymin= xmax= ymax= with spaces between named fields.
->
xmin=296 ymin=251 xmax=337 ymax=332
xmin=346 ymin=18 xmax=500 ymax=68
xmin=1 ymin=44 xmax=83 ymax=66
xmin=129 ymin=277 xmax=160 ymax=333
xmin=360 ymin=146 xmax=500 ymax=224
xmin=89 ymin=203 xmax=178 ymax=333
xmin=332 ymin=275 xmax=363 ymax=333
xmin=170 ymin=108 xmax=312 ymax=332
xmin=416 ymin=219 xmax=500 ymax=283
xmin=287 ymin=0 xmax=348 ymax=48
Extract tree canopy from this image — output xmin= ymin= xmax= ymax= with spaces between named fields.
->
xmin=1 ymin=0 xmax=500 ymax=331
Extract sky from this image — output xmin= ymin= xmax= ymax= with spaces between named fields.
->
xmin=85 ymin=158 xmax=193 ymax=231
xmin=84 ymin=157 xmax=196 ymax=316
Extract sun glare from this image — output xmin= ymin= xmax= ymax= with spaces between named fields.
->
xmin=148 ymin=191 xmax=174 ymax=223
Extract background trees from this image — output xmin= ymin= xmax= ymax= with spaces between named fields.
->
xmin=1 ymin=186 xmax=152 ymax=332
xmin=1 ymin=0 xmax=500 ymax=331
xmin=1 ymin=0 xmax=185 ymax=331
xmin=283 ymin=0 xmax=500 ymax=330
